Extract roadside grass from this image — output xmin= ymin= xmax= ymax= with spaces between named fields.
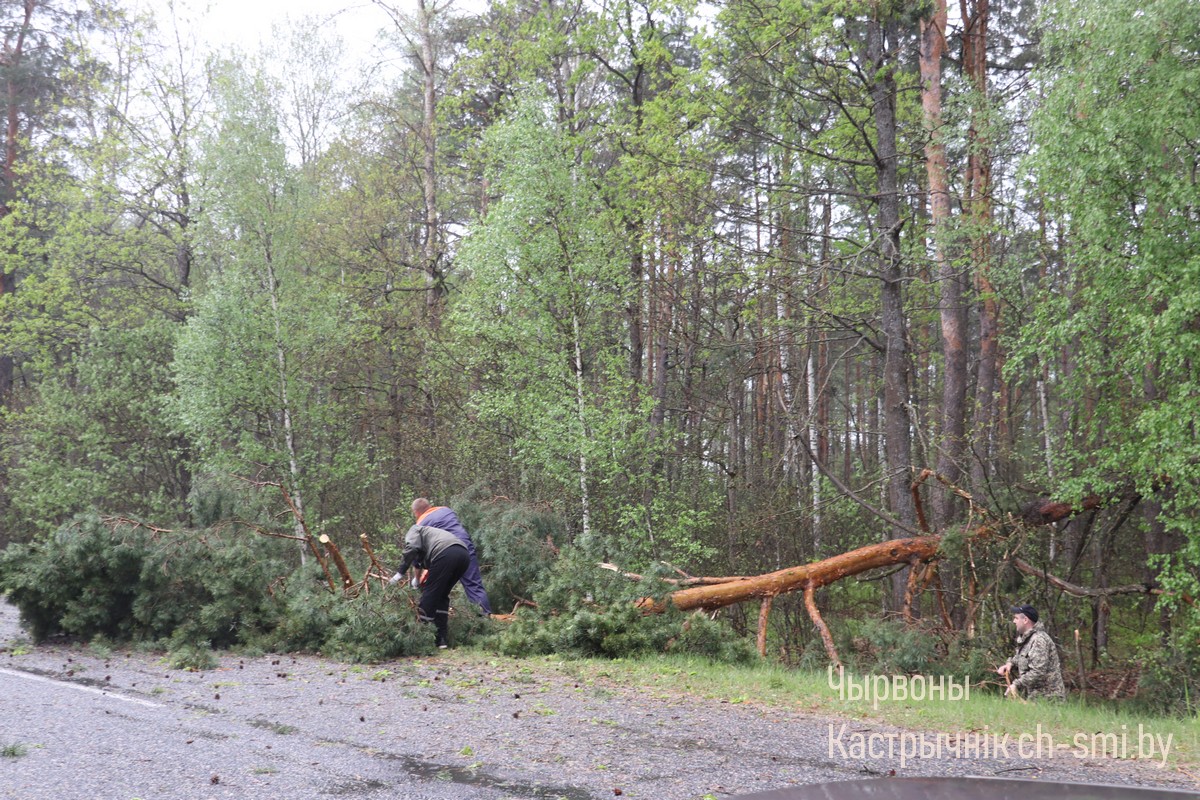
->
xmin=1 ymin=636 xmax=32 ymax=656
xmin=459 ymin=651 xmax=1199 ymax=768
xmin=1 ymin=742 xmax=28 ymax=758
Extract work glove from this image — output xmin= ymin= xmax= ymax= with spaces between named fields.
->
xmin=388 ymin=572 xmax=402 ymax=585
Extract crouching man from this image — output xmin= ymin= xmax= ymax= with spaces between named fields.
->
xmin=996 ymin=604 xmax=1066 ymax=700
xmin=390 ymin=525 xmax=470 ymax=649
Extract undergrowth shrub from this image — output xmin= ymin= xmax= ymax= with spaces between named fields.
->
xmin=134 ymin=529 xmax=292 ymax=648
xmin=0 ymin=514 xmax=295 ymax=646
xmin=166 ymin=643 xmax=219 ymax=671
xmin=449 ymin=486 xmax=566 ymax=615
xmin=0 ymin=513 xmax=151 ymax=641
xmin=838 ymin=617 xmax=998 ymax=692
xmin=670 ymin=612 xmax=757 ymax=664
xmin=495 ymin=549 xmax=753 ymax=662
xmin=843 ymin=617 xmax=944 ymax=674
xmin=0 ymin=512 xmax=474 ymax=663
xmin=311 ymin=589 xmax=433 ymax=661
xmin=259 ymin=579 xmax=494 ymax=661
xmin=1136 ymin=634 xmax=1200 ymax=717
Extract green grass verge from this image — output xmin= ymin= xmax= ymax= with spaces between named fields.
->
xmin=455 ymin=650 xmax=1200 ymax=768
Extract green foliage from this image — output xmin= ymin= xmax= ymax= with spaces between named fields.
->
xmin=1136 ymin=632 xmax=1200 ymax=718
xmin=669 ymin=611 xmax=758 ymax=665
xmin=842 ymin=617 xmax=941 ymax=675
xmin=448 ymin=487 xmax=568 ymax=615
xmin=3 ymin=321 xmax=188 ymax=539
xmin=2 ymin=0 xmax=1196 ymax=705
xmin=495 ymin=550 xmax=753 ymax=662
xmin=830 ymin=554 xmax=1036 ymax=683
xmin=133 ymin=531 xmax=293 ymax=649
xmin=166 ymin=643 xmax=219 ymax=671
xmin=0 ymin=512 xmax=487 ymax=663
xmin=612 ymin=488 xmax=721 ymax=568
xmin=450 ymin=93 xmax=657 ymax=552
xmin=0 ymin=514 xmax=151 ymax=642
xmin=261 ymin=578 xmax=494 ymax=661
xmin=308 ymin=590 xmax=435 ymax=662
xmin=1021 ymin=0 xmax=1200 ymax=640
xmin=0 ymin=513 xmax=294 ymax=646
xmin=172 ymin=54 xmax=377 ymax=537
xmin=839 ymin=617 xmax=996 ymax=691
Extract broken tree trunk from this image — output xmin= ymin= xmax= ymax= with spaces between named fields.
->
xmin=629 ymin=480 xmax=1149 ymax=665
xmin=640 ymin=536 xmax=941 ymax=615
xmin=638 ymin=536 xmax=941 ymax=665
xmin=319 ymin=534 xmax=355 ymax=592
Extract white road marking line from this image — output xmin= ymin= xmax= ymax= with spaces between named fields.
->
xmin=0 ymin=667 xmax=162 ymax=708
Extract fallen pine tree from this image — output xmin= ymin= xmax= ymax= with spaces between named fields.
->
xmin=634 ymin=535 xmax=943 ymax=668
xmin=615 ymin=470 xmax=1185 ymax=667
xmin=113 ymin=471 xmax=1185 ymax=667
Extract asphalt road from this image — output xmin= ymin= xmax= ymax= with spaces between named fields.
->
xmin=0 ymin=663 xmax=499 ymax=800
xmin=2 ymin=599 xmax=1197 ymax=800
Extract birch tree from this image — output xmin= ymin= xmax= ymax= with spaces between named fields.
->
xmin=173 ymin=58 xmax=371 ymax=555
xmin=451 ymin=96 xmax=702 ymax=562
xmin=1021 ymin=0 xmax=1200 ymax=639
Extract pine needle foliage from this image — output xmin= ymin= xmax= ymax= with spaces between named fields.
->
xmin=496 ymin=549 xmax=755 ymax=663
xmin=448 ymin=486 xmax=566 ymax=615
xmin=0 ymin=512 xmax=292 ymax=646
xmin=263 ymin=585 xmax=435 ymax=661
xmin=0 ymin=512 xmax=496 ymax=663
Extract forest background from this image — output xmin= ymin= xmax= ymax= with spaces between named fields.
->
xmin=0 ymin=0 xmax=1197 ymax=715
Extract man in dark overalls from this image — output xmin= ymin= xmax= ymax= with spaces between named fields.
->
xmin=390 ymin=524 xmax=470 ymax=649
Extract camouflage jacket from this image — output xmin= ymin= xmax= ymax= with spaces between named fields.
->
xmin=1006 ymin=621 xmax=1066 ymax=699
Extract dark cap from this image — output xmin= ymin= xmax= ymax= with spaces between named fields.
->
xmin=1010 ymin=604 xmax=1038 ymax=623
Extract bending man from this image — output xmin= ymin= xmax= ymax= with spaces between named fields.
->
xmin=412 ymin=498 xmax=492 ymax=616
xmin=390 ymin=524 xmax=470 ymax=649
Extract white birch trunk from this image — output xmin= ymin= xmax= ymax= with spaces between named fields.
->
xmin=264 ymin=258 xmax=308 ymax=563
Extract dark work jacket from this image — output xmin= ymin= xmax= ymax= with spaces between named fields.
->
xmin=397 ymin=525 xmax=466 ymax=575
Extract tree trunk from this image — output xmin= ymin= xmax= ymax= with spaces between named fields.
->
xmin=567 ymin=263 xmax=593 ymax=546
xmin=416 ymin=0 xmax=442 ymax=322
xmin=641 ymin=536 xmax=941 ymax=614
xmin=961 ymin=0 xmax=997 ymax=499
xmin=920 ymin=0 xmax=967 ymax=531
xmin=0 ymin=0 xmax=37 ymax=401
xmin=868 ymin=15 xmax=915 ymax=609
xmin=264 ymin=255 xmax=310 ymax=563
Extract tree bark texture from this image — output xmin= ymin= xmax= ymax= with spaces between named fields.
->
xmin=868 ymin=15 xmax=916 ymax=609
xmin=640 ymin=535 xmax=941 ymax=615
xmin=417 ymin=0 xmax=443 ymax=321
xmin=0 ymin=0 xmax=37 ymax=400
xmin=919 ymin=0 xmax=968 ymax=530
xmin=961 ymin=0 xmax=999 ymax=498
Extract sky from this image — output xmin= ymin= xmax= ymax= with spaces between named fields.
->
xmin=186 ymin=0 xmax=395 ymax=57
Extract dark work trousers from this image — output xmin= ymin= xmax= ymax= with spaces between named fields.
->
xmin=418 ymin=545 xmax=471 ymax=644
